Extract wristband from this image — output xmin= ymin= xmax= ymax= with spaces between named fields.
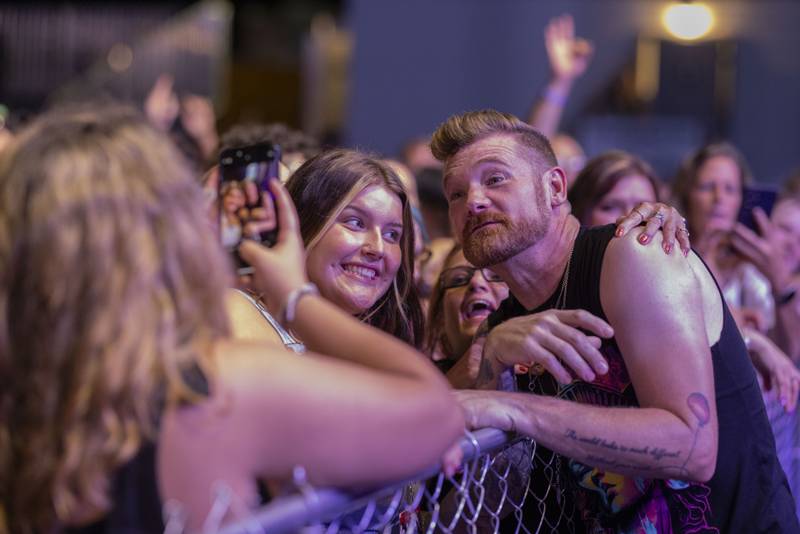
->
xmin=280 ymin=282 xmax=319 ymax=325
xmin=543 ymin=86 xmax=568 ymax=107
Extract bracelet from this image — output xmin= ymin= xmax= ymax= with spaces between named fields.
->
xmin=280 ymin=282 xmax=319 ymax=325
xmin=543 ymin=86 xmax=568 ymax=107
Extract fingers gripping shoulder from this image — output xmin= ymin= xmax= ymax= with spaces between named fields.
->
xmin=602 ymin=229 xmax=703 ymax=327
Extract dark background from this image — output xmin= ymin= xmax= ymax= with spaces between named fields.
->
xmin=1 ymin=0 xmax=798 ymax=185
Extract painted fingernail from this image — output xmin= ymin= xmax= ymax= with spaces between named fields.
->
xmin=683 ymin=248 xmax=689 ymax=257
xmin=639 ymin=234 xmax=649 ymax=244
xmin=664 ymin=243 xmax=672 ymax=255
xmin=615 ymin=227 xmax=624 ymax=237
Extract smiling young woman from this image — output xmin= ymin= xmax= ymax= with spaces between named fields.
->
xmin=226 ymin=148 xmax=424 ymax=349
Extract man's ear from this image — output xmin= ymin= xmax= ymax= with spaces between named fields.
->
xmin=545 ymin=166 xmax=569 ymax=207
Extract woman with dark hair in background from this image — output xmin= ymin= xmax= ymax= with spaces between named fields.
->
xmin=568 ymin=150 xmax=660 ymax=228
xmin=0 ymin=107 xmax=463 ymax=533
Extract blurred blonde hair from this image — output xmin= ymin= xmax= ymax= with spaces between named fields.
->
xmin=0 ymin=105 xmax=231 ymax=532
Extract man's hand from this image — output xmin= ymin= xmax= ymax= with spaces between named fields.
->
xmin=455 ymin=390 xmax=517 ymax=432
xmin=484 ymin=309 xmax=613 ymax=384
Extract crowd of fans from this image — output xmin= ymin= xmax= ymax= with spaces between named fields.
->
xmin=2 ymin=13 xmax=800 ymax=534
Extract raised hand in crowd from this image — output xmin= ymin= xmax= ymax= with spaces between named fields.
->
xmin=744 ymin=327 xmax=800 ymax=412
xmin=528 ymin=14 xmax=594 ymax=136
xmin=730 ymin=207 xmax=794 ymax=306
xmin=144 ymin=73 xmax=180 ymax=131
xmin=545 ymin=14 xmax=594 ymax=86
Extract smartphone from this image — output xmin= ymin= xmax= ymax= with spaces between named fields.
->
xmin=737 ymin=185 xmax=777 ymax=233
xmin=218 ymin=143 xmax=282 ymax=274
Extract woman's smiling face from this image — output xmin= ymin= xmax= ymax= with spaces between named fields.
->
xmin=305 ymin=184 xmax=404 ymax=315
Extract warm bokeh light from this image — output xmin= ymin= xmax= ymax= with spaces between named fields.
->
xmin=107 ymin=43 xmax=133 ymax=73
xmin=662 ymin=2 xmax=714 ymax=41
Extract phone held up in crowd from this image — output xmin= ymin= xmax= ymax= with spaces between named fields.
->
xmin=737 ymin=185 xmax=778 ymax=233
xmin=218 ymin=143 xmax=282 ymax=274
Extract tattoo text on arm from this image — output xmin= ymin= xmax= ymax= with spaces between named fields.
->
xmin=561 ymin=392 xmax=710 ymax=479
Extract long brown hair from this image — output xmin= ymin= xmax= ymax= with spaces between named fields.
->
xmin=568 ymin=150 xmax=661 ymax=225
xmin=287 ymin=148 xmax=424 ymax=347
xmin=0 ymin=106 xmax=231 ymax=532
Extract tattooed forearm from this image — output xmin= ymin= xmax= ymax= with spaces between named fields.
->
xmin=560 ymin=392 xmax=712 ymax=479
xmin=565 ymin=430 xmax=682 ymax=460
xmin=564 ymin=429 xmax=682 ymax=460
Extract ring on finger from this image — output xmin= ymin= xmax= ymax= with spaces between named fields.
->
xmin=633 ymin=207 xmax=647 ymax=220
xmin=678 ymin=227 xmax=690 ymax=237
xmin=653 ymin=210 xmax=665 ymax=224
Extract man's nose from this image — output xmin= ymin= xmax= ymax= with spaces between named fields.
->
xmin=466 ymin=186 xmax=490 ymax=214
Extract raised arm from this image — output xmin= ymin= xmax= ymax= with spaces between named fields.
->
xmin=458 ymin=230 xmax=719 ymax=482
xmin=527 ymin=14 xmax=593 ymax=135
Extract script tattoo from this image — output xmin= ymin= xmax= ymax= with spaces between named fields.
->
xmin=562 ymin=392 xmax=710 ymax=478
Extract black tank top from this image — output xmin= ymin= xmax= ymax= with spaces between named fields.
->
xmin=489 ymin=225 xmax=798 ymax=533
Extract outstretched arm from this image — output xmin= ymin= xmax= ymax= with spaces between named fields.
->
xmin=228 ymin=179 xmax=464 ymax=486
xmin=458 ymin=230 xmax=719 ymax=482
xmin=527 ymin=14 xmax=593 ymax=135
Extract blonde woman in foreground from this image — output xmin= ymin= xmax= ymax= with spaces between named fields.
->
xmin=0 ymin=107 xmax=463 ymax=533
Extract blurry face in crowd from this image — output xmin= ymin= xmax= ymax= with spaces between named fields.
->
xmin=689 ymin=156 xmax=743 ymax=236
xmin=404 ymin=140 xmax=442 ymax=174
xmin=306 ymin=184 xmax=404 ymax=315
xmin=444 ymin=134 xmax=551 ymax=268
xmin=440 ymin=250 xmax=509 ymax=357
xmin=589 ymin=174 xmax=658 ymax=226
xmin=689 ymin=156 xmax=742 ymax=238
xmin=772 ymin=199 xmax=800 ymax=274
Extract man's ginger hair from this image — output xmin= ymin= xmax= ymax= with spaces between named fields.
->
xmin=430 ymin=109 xmax=557 ymax=173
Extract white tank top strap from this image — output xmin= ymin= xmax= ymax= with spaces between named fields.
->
xmin=235 ymin=289 xmax=306 ymax=353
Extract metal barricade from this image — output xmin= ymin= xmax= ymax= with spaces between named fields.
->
xmin=206 ymin=428 xmax=578 ymax=534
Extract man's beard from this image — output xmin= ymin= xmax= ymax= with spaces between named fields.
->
xmin=461 ymin=205 xmax=550 ymax=268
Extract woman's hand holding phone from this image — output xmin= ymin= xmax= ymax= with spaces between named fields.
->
xmin=730 ymin=207 xmax=792 ymax=293
xmin=239 ymin=180 xmax=309 ymax=315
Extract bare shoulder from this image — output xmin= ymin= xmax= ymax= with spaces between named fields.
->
xmin=603 ymin=228 xmax=690 ymax=289
xmin=605 ymin=228 xmax=681 ymax=267
xmin=601 ymin=230 xmax=723 ymax=344
xmin=225 ymin=289 xmax=285 ymax=345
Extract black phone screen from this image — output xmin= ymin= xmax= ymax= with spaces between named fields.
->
xmin=737 ymin=185 xmax=777 ymax=233
xmin=218 ymin=143 xmax=281 ymax=273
